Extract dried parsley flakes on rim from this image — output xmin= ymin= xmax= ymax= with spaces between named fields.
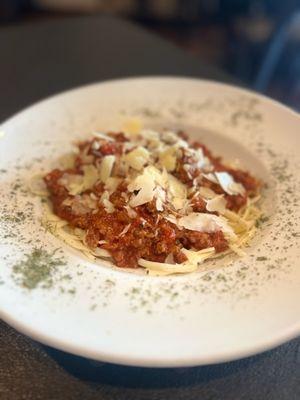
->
xmin=13 ymin=248 xmax=66 ymax=289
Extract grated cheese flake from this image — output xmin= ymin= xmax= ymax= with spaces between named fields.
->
xmin=123 ymin=146 xmax=150 ymax=171
xmin=167 ymin=173 xmax=187 ymax=210
xmin=60 ymin=165 xmax=99 ymax=195
xmin=123 ymin=118 xmax=142 ymax=135
xmin=177 ymin=212 xmax=236 ymax=238
xmin=127 ymin=166 xmax=167 ymax=208
xmin=128 ymin=173 xmax=155 ymax=208
xmin=154 ymin=187 xmax=166 ymax=211
xmin=159 ymin=146 xmax=177 ymax=171
xmin=124 ymin=205 xmax=137 ymax=218
xmin=82 ymin=165 xmax=99 ymax=190
xmin=162 ymin=131 xmax=178 ymax=144
xmin=99 ymin=155 xmax=115 ymax=183
xmin=105 ymin=177 xmax=122 ymax=193
xmin=215 ymin=172 xmax=245 ymax=196
xmin=58 ymin=153 xmax=76 ymax=169
xmin=198 ymin=186 xmax=217 ymax=199
xmin=92 ymin=131 xmax=114 ymax=141
xmin=100 ymin=191 xmax=115 ymax=213
xmin=194 ymin=148 xmax=207 ymax=169
xmin=202 ymin=171 xmax=245 ymax=196
xmin=140 ymin=129 xmax=159 ymax=141
xmin=206 ymin=195 xmax=227 ymax=214
xmin=202 ymin=172 xmax=218 ymax=184
xmin=118 ymin=224 xmax=131 ymax=237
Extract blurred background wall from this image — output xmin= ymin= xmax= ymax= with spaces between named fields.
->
xmin=1 ymin=0 xmax=300 ymax=110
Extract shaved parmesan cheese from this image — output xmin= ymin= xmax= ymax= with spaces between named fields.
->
xmin=141 ymin=129 xmax=163 ymax=150
xmin=164 ymin=214 xmax=178 ymax=225
xmin=194 ymin=148 xmax=213 ymax=171
xmin=215 ymin=172 xmax=245 ymax=195
xmin=125 ymin=205 xmax=137 ymax=218
xmin=91 ymin=141 xmax=100 ymax=150
xmin=198 ymin=186 xmax=217 ymax=199
xmin=202 ymin=171 xmax=245 ymax=196
xmin=147 ymin=137 xmax=163 ymax=151
xmin=147 ymin=139 xmax=165 ymax=155
xmin=60 ymin=165 xmax=99 ymax=195
xmin=206 ymin=195 xmax=226 ymax=214
xmin=80 ymin=145 xmax=94 ymax=164
xmin=118 ymin=224 xmax=131 ymax=237
xmin=167 ymin=174 xmax=187 ymax=210
xmin=128 ymin=173 xmax=155 ymax=207
xmin=147 ymin=165 xmax=168 ymax=187
xmin=184 ymin=147 xmax=209 ymax=169
xmin=129 ymin=189 xmax=152 ymax=208
xmin=154 ymin=187 xmax=166 ymax=211
xmin=57 ymin=173 xmax=83 ymax=195
xmin=105 ymin=177 xmax=122 ymax=193
xmin=172 ymin=198 xmax=186 ymax=210
xmin=202 ymin=173 xmax=218 ymax=184
xmin=93 ymin=131 xmax=114 ymax=141
xmin=159 ymin=146 xmax=177 ymax=171
xmin=82 ymin=165 xmax=99 ymax=189
xmin=140 ymin=129 xmax=159 ymax=141
xmin=123 ymin=146 xmax=149 ymax=171
xmin=167 ymin=173 xmax=186 ymax=198
xmin=124 ymin=142 xmax=136 ymax=152
xmin=127 ymin=166 xmax=167 ymax=208
xmin=99 ymin=155 xmax=115 ymax=182
xmin=162 ymin=131 xmax=178 ymax=144
xmin=100 ymin=191 xmax=115 ymax=213
xmin=178 ymin=212 xmax=236 ymax=238
xmin=123 ymin=118 xmax=142 ymax=135
xmin=194 ymin=148 xmax=207 ymax=169
xmin=58 ymin=153 xmax=76 ymax=169
xmin=161 ymin=167 xmax=169 ymax=183
xmin=177 ymin=139 xmax=189 ymax=148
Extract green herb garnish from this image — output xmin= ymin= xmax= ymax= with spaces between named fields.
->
xmin=13 ymin=248 xmax=66 ymax=289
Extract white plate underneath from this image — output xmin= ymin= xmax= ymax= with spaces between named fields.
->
xmin=0 ymin=77 xmax=299 ymax=367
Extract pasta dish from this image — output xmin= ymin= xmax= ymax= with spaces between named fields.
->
xmin=39 ymin=125 xmax=261 ymax=275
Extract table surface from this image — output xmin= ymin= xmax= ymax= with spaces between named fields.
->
xmin=0 ymin=15 xmax=299 ymax=400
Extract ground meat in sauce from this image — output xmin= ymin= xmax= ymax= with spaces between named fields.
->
xmin=44 ymin=131 xmax=259 ymax=269
xmin=190 ymin=195 xmax=207 ymax=212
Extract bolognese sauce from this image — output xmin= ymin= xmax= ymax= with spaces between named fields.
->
xmin=44 ymin=128 xmax=260 ymax=269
